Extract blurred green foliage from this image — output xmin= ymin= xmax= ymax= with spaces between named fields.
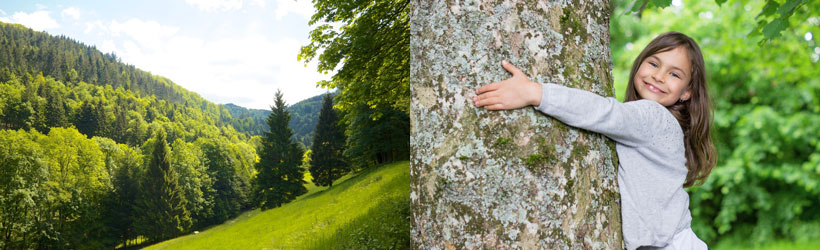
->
xmin=611 ymin=0 xmax=820 ymax=247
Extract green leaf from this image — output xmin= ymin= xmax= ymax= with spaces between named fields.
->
xmin=715 ymin=0 xmax=728 ymax=6
xmin=624 ymin=0 xmax=648 ymax=15
xmin=756 ymin=0 xmax=780 ymax=20
xmin=650 ymin=0 xmax=672 ymax=8
xmin=762 ymin=17 xmax=789 ymax=39
xmin=777 ymin=0 xmax=805 ymax=19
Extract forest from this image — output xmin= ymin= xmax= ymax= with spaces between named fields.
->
xmin=0 ymin=5 xmax=410 ymax=246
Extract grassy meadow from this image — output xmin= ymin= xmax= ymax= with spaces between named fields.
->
xmin=143 ymin=161 xmax=410 ymax=249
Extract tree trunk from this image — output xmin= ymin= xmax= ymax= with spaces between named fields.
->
xmin=410 ymin=0 xmax=622 ymax=249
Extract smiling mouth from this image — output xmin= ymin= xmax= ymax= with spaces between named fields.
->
xmin=645 ymin=82 xmax=666 ymax=94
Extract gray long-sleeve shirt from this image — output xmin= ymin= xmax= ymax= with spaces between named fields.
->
xmin=533 ymin=83 xmax=707 ymax=250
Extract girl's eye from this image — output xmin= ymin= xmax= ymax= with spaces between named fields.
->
xmin=648 ymin=62 xmax=658 ymax=68
xmin=671 ymin=72 xmax=680 ymax=79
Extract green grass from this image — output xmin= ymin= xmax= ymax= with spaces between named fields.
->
xmin=143 ymin=161 xmax=410 ymax=250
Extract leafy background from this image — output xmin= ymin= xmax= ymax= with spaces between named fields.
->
xmin=610 ymin=0 xmax=820 ymax=248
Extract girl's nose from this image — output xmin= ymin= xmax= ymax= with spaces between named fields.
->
xmin=651 ymin=70 xmax=664 ymax=83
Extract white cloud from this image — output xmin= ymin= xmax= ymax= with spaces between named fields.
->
xmin=84 ymin=20 xmax=107 ymax=34
xmin=1 ymin=10 xmax=59 ymax=31
xmin=185 ymin=0 xmax=243 ymax=12
xmin=0 ymin=9 xmax=6 ymax=16
xmin=108 ymin=19 xmax=180 ymax=51
xmin=97 ymin=18 xmax=330 ymax=109
xmin=61 ymin=7 xmax=81 ymax=20
xmin=274 ymin=0 xmax=314 ymax=20
xmin=99 ymin=40 xmax=117 ymax=54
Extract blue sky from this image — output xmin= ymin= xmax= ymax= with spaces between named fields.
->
xmin=0 ymin=0 xmax=335 ymax=110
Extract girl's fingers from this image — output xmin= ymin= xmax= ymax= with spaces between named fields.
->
xmin=485 ymin=103 xmax=505 ymax=110
xmin=472 ymin=91 xmax=496 ymax=106
xmin=475 ymin=96 xmax=501 ymax=107
xmin=476 ymin=81 xmax=501 ymax=95
xmin=501 ymin=60 xmax=524 ymax=77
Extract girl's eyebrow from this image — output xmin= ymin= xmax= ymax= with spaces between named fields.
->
xmin=649 ymin=55 xmax=687 ymax=77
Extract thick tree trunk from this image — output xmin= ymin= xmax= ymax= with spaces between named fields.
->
xmin=410 ymin=0 xmax=622 ymax=249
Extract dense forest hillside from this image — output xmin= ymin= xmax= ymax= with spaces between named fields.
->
xmin=0 ymin=21 xmax=311 ymax=248
xmin=221 ymin=92 xmax=335 ymax=147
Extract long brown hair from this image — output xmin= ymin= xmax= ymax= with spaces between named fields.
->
xmin=624 ymin=32 xmax=716 ymax=188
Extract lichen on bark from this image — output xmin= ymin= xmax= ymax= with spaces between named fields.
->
xmin=411 ymin=0 xmax=622 ymax=249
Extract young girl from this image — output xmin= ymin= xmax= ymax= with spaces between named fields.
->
xmin=472 ymin=32 xmax=716 ymax=250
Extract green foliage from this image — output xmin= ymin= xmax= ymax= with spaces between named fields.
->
xmin=104 ymin=141 xmax=143 ymax=248
xmin=310 ymin=94 xmax=349 ymax=187
xmin=197 ymin=137 xmax=253 ymax=225
xmin=221 ymin=93 xmax=332 ymax=148
xmin=343 ymin=105 xmax=410 ymax=170
xmin=220 ymin=103 xmax=269 ymax=137
xmin=0 ymin=19 xmax=268 ymax=248
xmin=299 ymin=0 xmax=410 ymax=170
xmin=135 ymin=130 xmax=192 ymax=242
xmin=0 ymin=21 xmax=188 ymax=104
xmin=299 ymin=0 xmax=409 ymax=117
xmin=254 ymin=90 xmax=307 ymax=210
xmin=0 ymin=129 xmax=48 ymax=249
xmin=287 ymin=92 xmax=334 ymax=147
xmin=171 ymin=139 xmax=215 ymax=229
xmin=611 ymin=0 xmax=820 ymax=246
xmin=0 ymin=21 xmax=260 ymax=146
xmin=625 ymin=0 xmax=814 ymax=44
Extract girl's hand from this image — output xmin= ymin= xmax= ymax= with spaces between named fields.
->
xmin=472 ymin=60 xmax=542 ymax=110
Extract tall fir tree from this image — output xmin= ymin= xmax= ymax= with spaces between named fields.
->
xmin=254 ymin=90 xmax=307 ymax=210
xmin=76 ymin=101 xmax=97 ymax=138
xmin=135 ymin=130 xmax=191 ymax=241
xmin=309 ymin=93 xmax=348 ymax=187
xmin=44 ymin=84 xmax=68 ymax=129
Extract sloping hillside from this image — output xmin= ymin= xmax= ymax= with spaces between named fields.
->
xmin=221 ymin=91 xmax=337 ymax=147
xmin=144 ymin=161 xmax=410 ymax=249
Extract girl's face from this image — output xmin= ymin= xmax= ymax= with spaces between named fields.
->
xmin=634 ymin=46 xmax=692 ymax=106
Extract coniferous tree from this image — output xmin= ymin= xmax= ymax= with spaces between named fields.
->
xmin=135 ymin=130 xmax=191 ymax=241
xmin=309 ymin=93 xmax=348 ymax=187
xmin=254 ymin=90 xmax=306 ymax=210
xmin=94 ymin=99 xmax=109 ymax=138
xmin=76 ymin=101 xmax=97 ymax=137
xmin=44 ymin=85 xmax=68 ymax=129
xmin=107 ymin=147 xmax=140 ymax=248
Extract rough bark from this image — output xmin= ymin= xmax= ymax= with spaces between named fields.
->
xmin=410 ymin=0 xmax=622 ymax=249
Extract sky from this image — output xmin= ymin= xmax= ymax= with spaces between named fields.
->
xmin=0 ymin=0 xmax=336 ymax=110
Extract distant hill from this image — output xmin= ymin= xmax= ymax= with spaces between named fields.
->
xmin=0 ymin=20 xmax=329 ymax=147
xmin=0 ymin=21 xmax=267 ymax=248
xmin=221 ymin=91 xmax=337 ymax=148
xmin=0 ymin=21 xmax=239 ymax=144
xmin=220 ymin=103 xmax=269 ymax=137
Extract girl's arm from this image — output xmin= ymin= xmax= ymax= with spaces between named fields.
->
xmin=474 ymin=61 xmax=671 ymax=147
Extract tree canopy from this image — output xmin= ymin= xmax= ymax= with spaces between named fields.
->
xmin=299 ymin=0 xmax=409 ymax=116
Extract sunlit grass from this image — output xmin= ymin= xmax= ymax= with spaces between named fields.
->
xmin=143 ymin=161 xmax=409 ymax=249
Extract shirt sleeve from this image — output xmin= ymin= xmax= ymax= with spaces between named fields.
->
xmin=533 ymin=83 xmax=673 ymax=147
